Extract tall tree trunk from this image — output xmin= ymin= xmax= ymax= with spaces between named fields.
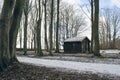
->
xmin=44 ymin=0 xmax=49 ymax=51
xmin=91 ymin=0 xmax=94 ymax=53
xmin=108 ymin=23 xmax=111 ymax=48
xmin=0 ymin=0 xmax=16 ymax=70
xmin=0 ymin=0 xmax=24 ymax=71
xmin=49 ymin=0 xmax=54 ymax=55
xmin=36 ymin=20 xmax=42 ymax=55
xmin=19 ymin=28 xmax=22 ymax=49
xmin=112 ymin=16 xmax=118 ymax=48
xmin=113 ymin=27 xmax=116 ymax=48
xmin=37 ymin=0 xmax=43 ymax=56
xmin=93 ymin=0 xmax=100 ymax=56
xmin=34 ymin=33 xmax=37 ymax=54
xmin=23 ymin=0 xmax=30 ymax=55
xmin=55 ymin=0 xmax=60 ymax=53
xmin=66 ymin=18 xmax=69 ymax=39
xmin=9 ymin=0 xmax=24 ymax=62
xmin=23 ymin=14 xmax=28 ymax=55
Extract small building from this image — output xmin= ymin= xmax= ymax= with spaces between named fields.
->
xmin=64 ymin=36 xmax=90 ymax=53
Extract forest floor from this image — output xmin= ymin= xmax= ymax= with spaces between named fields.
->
xmin=0 ymin=63 xmax=120 ymax=80
xmin=17 ymin=49 xmax=120 ymax=58
xmin=1 ymin=50 xmax=120 ymax=80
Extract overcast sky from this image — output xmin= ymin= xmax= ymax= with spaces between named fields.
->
xmin=63 ymin=0 xmax=120 ymax=8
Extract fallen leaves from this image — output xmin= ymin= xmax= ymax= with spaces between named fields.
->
xmin=0 ymin=63 xmax=119 ymax=80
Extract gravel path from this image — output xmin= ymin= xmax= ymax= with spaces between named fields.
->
xmin=18 ymin=56 xmax=120 ymax=76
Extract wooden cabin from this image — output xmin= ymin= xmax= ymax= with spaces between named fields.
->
xmin=64 ymin=36 xmax=90 ymax=53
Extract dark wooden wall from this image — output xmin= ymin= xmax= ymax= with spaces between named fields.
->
xmin=64 ymin=38 xmax=90 ymax=53
xmin=81 ymin=38 xmax=90 ymax=53
xmin=64 ymin=42 xmax=81 ymax=53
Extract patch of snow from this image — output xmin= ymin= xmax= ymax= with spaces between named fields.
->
xmin=18 ymin=57 xmax=120 ymax=76
xmin=100 ymin=50 xmax=120 ymax=54
xmin=41 ymin=56 xmax=120 ymax=64
xmin=100 ymin=50 xmax=120 ymax=58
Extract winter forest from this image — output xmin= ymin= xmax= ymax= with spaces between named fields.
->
xmin=0 ymin=0 xmax=120 ymax=80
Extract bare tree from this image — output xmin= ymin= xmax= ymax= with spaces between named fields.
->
xmin=100 ymin=8 xmax=120 ymax=49
xmin=111 ymin=8 xmax=120 ymax=48
xmin=43 ymin=0 xmax=49 ymax=51
xmin=101 ymin=9 xmax=111 ymax=49
xmin=55 ymin=0 xmax=60 ymax=53
xmin=36 ymin=0 xmax=43 ymax=56
xmin=90 ymin=0 xmax=94 ymax=52
xmin=93 ymin=0 xmax=100 ymax=56
xmin=0 ymin=0 xmax=16 ymax=70
xmin=72 ymin=15 xmax=86 ymax=37
xmin=0 ymin=0 xmax=24 ymax=71
xmin=49 ymin=0 xmax=54 ymax=55
xmin=23 ymin=0 xmax=31 ymax=55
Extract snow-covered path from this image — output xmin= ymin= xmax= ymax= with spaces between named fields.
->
xmin=17 ymin=57 xmax=120 ymax=76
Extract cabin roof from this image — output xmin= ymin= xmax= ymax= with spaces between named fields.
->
xmin=64 ymin=36 xmax=90 ymax=42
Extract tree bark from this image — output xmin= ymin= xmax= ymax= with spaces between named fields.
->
xmin=44 ymin=0 xmax=49 ymax=51
xmin=23 ymin=16 xmax=27 ymax=55
xmin=19 ymin=28 xmax=22 ymax=49
xmin=0 ymin=0 xmax=16 ymax=71
xmin=91 ymin=0 xmax=94 ymax=53
xmin=55 ymin=0 xmax=60 ymax=53
xmin=23 ymin=15 xmax=28 ymax=55
xmin=9 ymin=0 xmax=24 ymax=62
xmin=23 ymin=0 xmax=29 ymax=55
xmin=37 ymin=0 xmax=43 ymax=56
xmin=34 ymin=33 xmax=37 ymax=54
xmin=93 ymin=0 xmax=100 ymax=56
xmin=66 ymin=18 xmax=69 ymax=39
xmin=0 ymin=0 xmax=24 ymax=71
xmin=49 ymin=0 xmax=54 ymax=55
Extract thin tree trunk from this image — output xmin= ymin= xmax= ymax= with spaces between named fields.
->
xmin=49 ymin=0 xmax=54 ymax=55
xmin=44 ymin=0 xmax=49 ymax=51
xmin=19 ymin=28 xmax=22 ymax=49
xmin=112 ymin=17 xmax=118 ymax=48
xmin=23 ymin=15 xmax=28 ymax=55
xmin=55 ymin=0 xmax=60 ymax=53
xmin=113 ymin=28 xmax=116 ymax=48
xmin=93 ymin=0 xmax=100 ymax=56
xmin=34 ymin=33 xmax=37 ymax=54
xmin=66 ymin=18 xmax=69 ymax=39
xmin=37 ymin=0 xmax=43 ymax=56
xmin=23 ymin=0 xmax=29 ymax=55
xmin=91 ymin=0 xmax=94 ymax=53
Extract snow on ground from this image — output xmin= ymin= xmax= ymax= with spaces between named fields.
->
xmin=100 ymin=50 xmax=120 ymax=58
xmin=18 ymin=56 xmax=120 ymax=76
xmin=100 ymin=50 xmax=120 ymax=54
xmin=41 ymin=56 xmax=120 ymax=64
